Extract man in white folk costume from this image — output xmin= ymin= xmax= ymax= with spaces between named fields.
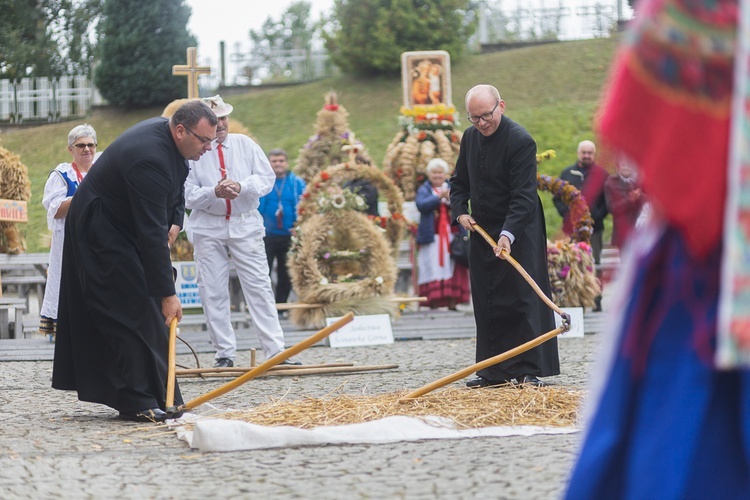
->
xmin=185 ymin=95 xmax=299 ymax=368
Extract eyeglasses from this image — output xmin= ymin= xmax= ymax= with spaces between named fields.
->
xmin=73 ymin=143 xmax=97 ymax=150
xmin=467 ymin=100 xmax=500 ymax=124
xmin=184 ymin=126 xmax=214 ymax=145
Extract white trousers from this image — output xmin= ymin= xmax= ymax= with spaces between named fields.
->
xmin=193 ymin=231 xmax=286 ymax=360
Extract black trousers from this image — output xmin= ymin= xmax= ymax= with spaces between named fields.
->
xmin=264 ymin=235 xmax=292 ymax=303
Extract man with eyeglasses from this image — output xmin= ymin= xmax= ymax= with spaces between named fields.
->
xmin=52 ymin=100 xmax=217 ymax=423
xmin=451 ymin=84 xmax=559 ymax=388
xmin=185 ymin=95 xmax=297 ymax=369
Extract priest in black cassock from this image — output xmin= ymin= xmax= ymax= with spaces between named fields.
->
xmin=52 ymin=101 xmax=218 ymax=422
xmin=450 ymin=84 xmax=559 ymax=387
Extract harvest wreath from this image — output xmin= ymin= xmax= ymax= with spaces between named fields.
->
xmin=288 ymin=162 xmax=406 ymax=328
xmin=296 ymin=162 xmax=408 ymax=255
xmin=535 ymin=150 xmax=600 ymax=308
xmin=383 ymin=104 xmax=462 ymax=201
xmin=294 ymin=92 xmax=373 ymax=183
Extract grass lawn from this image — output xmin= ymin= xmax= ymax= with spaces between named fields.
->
xmin=0 ymin=37 xmax=619 ymax=253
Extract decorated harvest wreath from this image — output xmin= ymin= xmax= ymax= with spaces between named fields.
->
xmin=294 ymin=92 xmax=372 ymax=183
xmin=536 ymin=150 xmax=600 ymax=308
xmin=287 ymin=160 xmax=408 ymax=328
xmin=288 ymin=208 xmax=399 ymax=328
xmin=296 ymin=161 xmax=408 ymax=256
xmin=383 ymin=104 xmax=462 ymax=201
xmin=0 ymin=144 xmax=31 ymax=254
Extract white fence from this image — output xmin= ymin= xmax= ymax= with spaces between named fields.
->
xmin=475 ymin=0 xmax=631 ymax=44
xmin=0 ymin=76 xmax=92 ymax=124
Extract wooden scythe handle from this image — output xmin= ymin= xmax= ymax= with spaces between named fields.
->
xmin=471 ymin=223 xmax=570 ymax=323
xmin=180 ymin=312 xmax=355 ymax=411
xmin=398 ymin=326 xmax=565 ymax=402
xmin=166 ymin=317 xmax=178 ymax=413
xmin=397 ymin=222 xmax=571 ymax=402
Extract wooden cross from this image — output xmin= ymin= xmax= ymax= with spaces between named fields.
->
xmin=341 ymin=132 xmax=361 ymax=164
xmin=172 ymin=47 xmax=211 ymax=99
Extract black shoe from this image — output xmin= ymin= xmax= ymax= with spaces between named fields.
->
xmin=466 ymin=376 xmax=510 ymax=388
xmin=213 ymin=358 xmax=234 ymax=368
xmin=592 ymin=295 xmax=603 ymax=312
xmin=119 ymin=408 xmax=169 ymax=423
xmin=278 ymin=358 xmax=302 ymax=366
xmin=518 ymin=375 xmax=546 ymax=387
xmin=167 ymin=408 xmax=185 ymax=419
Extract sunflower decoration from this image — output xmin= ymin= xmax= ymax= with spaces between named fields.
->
xmin=296 ymin=161 xmax=408 ymax=257
xmin=536 ymin=150 xmax=600 ymax=307
xmin=294 ymin=91 xmax=373 ymax=183
xmin=383 ymin=104 xmax=462 ymax=201
xmin=288 ymin=158 xmax=406 ymax=328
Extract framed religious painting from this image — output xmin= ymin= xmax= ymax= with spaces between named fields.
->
xmin=401 ymin=50 xmax=452 ymax=109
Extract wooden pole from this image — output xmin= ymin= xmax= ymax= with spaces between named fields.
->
xmin=398 ymin=326 xmax=564 ymax=402
xmin=275 ymin=297 xmax=426 ymax=310
xmin=471 ymin=224 xmax=570 ymax=323
xmin=177 ymin=364 xmax=399 ymax=378
xmin=250 ymin=348 xmax=256 ymax=367
xmin=396 ymin=221 xmax=572 ymax=402
xmin=180 ymin=312 xmax=354 ymax=411
xmin=175 ymin=362 xmax=355 ymax=376
xmin=165 ymin=317 xmax=178 ymax=413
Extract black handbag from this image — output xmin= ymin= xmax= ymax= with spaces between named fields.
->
xmin=449 ymin=229 xmax=470 ymax=267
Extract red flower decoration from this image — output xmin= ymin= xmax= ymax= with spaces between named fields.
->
xmin=321 ymin=172 xmax=330 ymax=181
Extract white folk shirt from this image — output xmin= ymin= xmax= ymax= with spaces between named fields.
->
xmin=41 ymin=155 xmax=100 ymax=319
xmin=185 ymin=134 xmax=275 ymax=239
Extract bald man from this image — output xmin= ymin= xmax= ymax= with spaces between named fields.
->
xmin=451 ymin=84 xmax=559 ymax=388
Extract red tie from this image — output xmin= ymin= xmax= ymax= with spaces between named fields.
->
xmin=217 ymin=144 xmax=231 ymax=221
xmin=437 ymin=203 xmax=450 ymax=266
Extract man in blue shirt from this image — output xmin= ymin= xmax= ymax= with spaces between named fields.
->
xmin=259 ymin=149 xmax=306 ymax=309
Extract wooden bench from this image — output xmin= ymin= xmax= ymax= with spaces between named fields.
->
xmin=0 ymin=297 xmax=28 ymax=339
xmin=0 ymin=252 xmax=49 ymax=311
xmin=0 ymin=252 xmax=49 ymax=276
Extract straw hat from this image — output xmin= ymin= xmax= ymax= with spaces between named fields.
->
xmin=202 ymin=94 xmax=233 ymax=117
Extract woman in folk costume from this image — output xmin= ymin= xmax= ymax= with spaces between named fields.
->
xmin=415 ymin=158 xmax=470 ymax=310
xmin=40 ymin=124 xmax=99 ymax=341
xmin=566 ymin=0 xmax=750 ymax=497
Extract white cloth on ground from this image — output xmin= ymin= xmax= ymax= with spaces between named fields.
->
xmin=171 ymin=414 xmax=577 ymax=452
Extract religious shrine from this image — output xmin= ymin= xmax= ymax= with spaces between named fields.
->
xmin=383 ymin=50 xmax=462 ymax=201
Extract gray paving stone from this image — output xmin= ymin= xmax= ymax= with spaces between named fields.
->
xmin=0 ymin=302 xmax=609 ymax=499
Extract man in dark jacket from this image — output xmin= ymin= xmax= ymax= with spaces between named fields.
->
xmin=554 ymin=140 xmax=609 ymax=311
xmin=451 ymin=84 xmax=559 ymax=387
xmin=52 ymin=101 xmax=217 ymax=422
xmin=554 ymin=140 xmax=609 ymax=262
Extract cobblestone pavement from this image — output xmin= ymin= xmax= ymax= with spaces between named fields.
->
xmin=0 ymin=311 xmax=605 ymax=499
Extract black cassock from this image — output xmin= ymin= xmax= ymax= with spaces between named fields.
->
xmin=450 ymin=117 xmax=559 ymax=380
xmin=52 ymin=118 xmax=187 ymax=413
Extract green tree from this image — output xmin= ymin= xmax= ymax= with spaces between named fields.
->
xmin=0 ymin=0 xmax=101 ymax=79
xmin=95 ymin=0 xmax=196 ymax=108
xmin=249 ymin=1 xmax=317 ymax=80
xmin=324 ymin=0 xmax=475 ymax=76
